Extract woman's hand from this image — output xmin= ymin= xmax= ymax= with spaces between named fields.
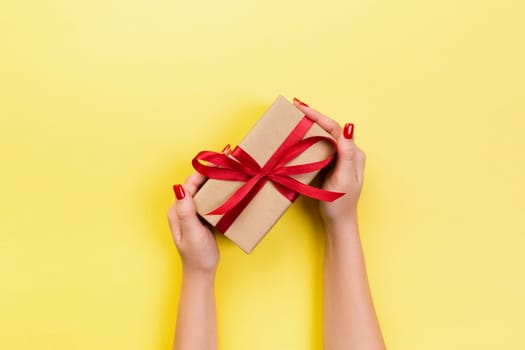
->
xmin=293 ymin=98 xmax=366 ymax=226
xmin=169 ymin=174 xmax=219 ymax=350
xmin=294 ymin=98 xmax=386 ymax=350
xmin=167 ymin=173 xmax=219 ymax=276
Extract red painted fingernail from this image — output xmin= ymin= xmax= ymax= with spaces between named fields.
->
xmin=343 ymin=123 xmax=354 ymax=139
xmin=221 ymin=144 xmax=231 ymax=155
xmin=173 ymin=184 xmax=185 ymax=200
xmin=293 ymin=97 xmax=309 ymax=107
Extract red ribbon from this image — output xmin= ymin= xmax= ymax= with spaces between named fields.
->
xmin=192 ymin=116 xmax=345 ymax=233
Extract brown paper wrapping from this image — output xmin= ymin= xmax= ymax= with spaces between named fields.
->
xmin=193 ymin=95 xmax=335 ymax=253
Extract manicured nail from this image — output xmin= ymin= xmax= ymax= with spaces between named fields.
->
xmin=221 ymin=144 xmax=231 ymax=155
xmin=343 ymin=123 xmax=354 ymax=139
xmin=293 ymin=97 xmax=309 ymax=107
xmin=173 ymin=184 xmax=185 ymax=200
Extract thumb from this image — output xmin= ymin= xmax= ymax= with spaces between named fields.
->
xmin=173 ymin=184 xmax=203 ymax=237
xmin=333 ymin=123 xmax=357 ymax=178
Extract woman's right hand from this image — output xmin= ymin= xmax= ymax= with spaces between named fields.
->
xmin=293 ymin=98 xmax=366 ymax=226
xmin=295 ymin=98 xmax=387 ymax=350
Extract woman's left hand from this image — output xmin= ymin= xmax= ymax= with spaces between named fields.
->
xmin=167 ymin=173 xmax=219 ymax=276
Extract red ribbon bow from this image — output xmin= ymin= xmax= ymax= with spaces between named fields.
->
xmin=192 ymin=116 xmax=345 ymax=233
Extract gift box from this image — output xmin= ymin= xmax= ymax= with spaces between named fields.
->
xmin=192 ymin=95 xmax=344 ymax=253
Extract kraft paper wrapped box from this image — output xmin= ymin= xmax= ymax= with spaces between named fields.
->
xmin=192 ymin=95 xmax=343 ymax=253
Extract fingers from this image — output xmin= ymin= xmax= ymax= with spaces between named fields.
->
xmin=184 ymin=172 xmax=207 ymax=196
xmin=168 ymin=166 xmax=213 ymax=244
xmin=293 ymin=98 xmax=342 ymax=139
xmin=333 ymin=130 xmax=358 ymax=182
xmin=293 ymin=98 xmax=364 ymax=186
xmin=173 ymin=184 xmax=204 ymax=240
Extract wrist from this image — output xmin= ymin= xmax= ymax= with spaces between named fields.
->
xmin=182 ymin=266 xmax=217 ymax=281
xmin=323 ymin=210 xmax=358 ymax=231
xmin=180 ymin=268 xmax=216 ymax=297
xmin=323 ymin=211 xmax=360 ymax=243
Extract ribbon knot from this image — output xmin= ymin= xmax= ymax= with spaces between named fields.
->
xmin=192 ymin=116 xmax=345 ymax=233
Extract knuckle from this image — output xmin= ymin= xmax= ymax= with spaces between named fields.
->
xmin=346 ymin=146 xmax=356 ymax=160
xmin=176 ymin=206 xmax=194 ymax=220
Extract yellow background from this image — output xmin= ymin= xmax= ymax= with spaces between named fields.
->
xmin=1 ymin=0 xmax=524 ymax=349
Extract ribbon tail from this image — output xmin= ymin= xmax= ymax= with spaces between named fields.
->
xmin=273 ymin=157 xmax=334 ymax=176
xmin=269 ymin=175 xmax=345 ymax=202
xmin=271 ymin=181 xmax=299 ymax=202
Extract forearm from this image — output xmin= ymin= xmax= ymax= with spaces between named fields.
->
xmin=323 ymin=214 xmax=385 ymax=350
xmin=173 ymin=270 xmax=218 ymax=350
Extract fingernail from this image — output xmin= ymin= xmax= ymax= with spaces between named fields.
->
xmin=293 ymin=97 xmax=309 ymax=107
xmin=221 ymin=144 xmax=231 ymax=155
xmin=173 ymin=184 xmax=185 ymax=200
xmin=343 ymin=123 xmax=354 ymax=139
